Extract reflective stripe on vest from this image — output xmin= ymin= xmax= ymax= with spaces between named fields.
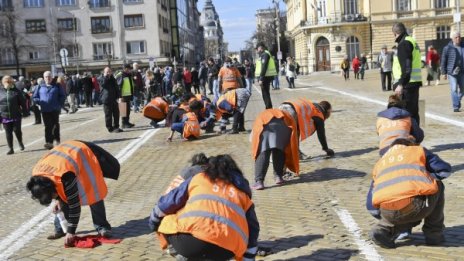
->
xmin=372 ymin=145 xmax=438 ymax=208
xmin=377 ymin=117 xmax=413 ymax=151
xmin=392 ymin=36 xmax=422 ymax=83
xmin=255 ymin=50 xmax=277 ymax=77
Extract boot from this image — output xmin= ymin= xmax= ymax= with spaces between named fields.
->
xmin=19 ymin=141 xmax=25 ymax=151
xmin=6 ymin=148 xmax=14 ymax=155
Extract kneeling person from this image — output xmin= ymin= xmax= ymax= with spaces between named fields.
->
xmin=27 ymin=140 xmax=120 ymax=246
xmin=143 ymin=96 xmax=169 ymax=128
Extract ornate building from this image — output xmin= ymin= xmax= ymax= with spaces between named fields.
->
xmin=284 ymin=0 xmax=464 ymax=73
xmin=200 ymin=0 xmax=224 ymax=60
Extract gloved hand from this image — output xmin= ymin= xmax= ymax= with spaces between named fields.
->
xmin=324 ymin=148 xmax=335 ymax=157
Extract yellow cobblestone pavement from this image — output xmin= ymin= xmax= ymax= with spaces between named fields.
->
xmin=0 ymin=70 xmax=463 ymax=260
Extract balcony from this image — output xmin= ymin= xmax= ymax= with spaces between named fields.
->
xmin=397 ymin=11 xmax=413 ymax=18
xmin=299 ymin=14 xmax=368 ymax=28
xmin=435 ymin=8 xmax=452 ymax=16
xmin=88 ymin=0 xmax=110 ymax=9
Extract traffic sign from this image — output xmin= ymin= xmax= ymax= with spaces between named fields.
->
xmin=454 ymin=13 xmax=461 ymax=23
xmin=59 ymin=48 xmax=68 ymax=58
xmin=277 ymin=51 xmax=282 ymax=60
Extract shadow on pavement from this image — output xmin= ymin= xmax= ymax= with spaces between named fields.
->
xmin=333 ymin=147 xmax=377 ymax=158
xmin=452 ymin=163 xmax=464 ymax=172
xmin=286 ymin=168 xmax=366 ymax=184
xmin=121 ymin=127 xmax=154 ymax=132
xmin=429 ymin=142 xmax=464 ymax=153
xmin=60 ymin=117 xmax=92 ymax=123
xmin=258 ymin=234 xmax=323 ymax=256
xmin=274 ymin=248 xmax=359 ymax=261
xmin=92 ymin=137 xmax=137 ymax=145
xmin=111 ymin=217 xmax=151 ymax=239
xmin=395 ymin=224 xmax=464 ymax=248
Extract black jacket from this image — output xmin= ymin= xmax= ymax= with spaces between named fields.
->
xmin=99 ymin=75 xmax=120 ymax=104
xmin=81 ymin=76 xmax=93 ymax=92
xmin=66 ymin=78 xmax=77 ymax=95
xmin=0 ymin=87 xmax=27 ymax=119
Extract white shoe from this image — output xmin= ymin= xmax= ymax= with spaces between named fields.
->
xmin=435 ymin=80 xmax=440 ymax=86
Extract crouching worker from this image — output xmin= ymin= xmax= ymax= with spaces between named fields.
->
xmin=368 ymin=138 xmax=451 ymax=249
xmin=26 ymin=140 xmax=120 ymax=246
xmin=216 ymin=88 xmax=251 ymax=134
xmin=166 ymin=99 xmax=203 ymax=141
xmin=149 ymin=154 xmax=260 ymax=261
xmin=279 ymin=99 xmax=334 ymax=159
xmin=143 ymin=96 xmax=169 ymax=128
xmin=251 ymin=109 xmax=299 ymax=190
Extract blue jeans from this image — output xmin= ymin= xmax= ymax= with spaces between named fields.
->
xmin=245 ymin=78 xmax=253 ymax=94
xmin=171 ymin=122 xmax=184 ymax=134
xmin=273 ymin=76 xmax=280 ymax=89
xmin=212 ymin=79 xmax=219 ymax=103
xmin=448 ymin=74 xmax=464 ymax=110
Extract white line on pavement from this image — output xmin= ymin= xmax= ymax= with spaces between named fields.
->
xmin=253 ymin=84 xmax=262 ymax=95
xmin=0 ymin=128 xmax=159 ymax=260
xmin=332 ymin=206 xmax=383 ymax=261
xmin=315 ymin=86 xmax=464 ymax=128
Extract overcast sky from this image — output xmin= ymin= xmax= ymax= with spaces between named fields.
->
xmin=197 ymin=0 xmax=278 ymax=52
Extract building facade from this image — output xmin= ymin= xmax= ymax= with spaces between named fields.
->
xmin=0 ymin=0 xmax=202 ymax=78
xmin=200 ymin=0 xmax=224 ymax=60
xmin=285 ymin=0 xmax=464 ymax=73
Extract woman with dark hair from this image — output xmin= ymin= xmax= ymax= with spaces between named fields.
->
xmin=149 ymin=154 xmax=260 ymax=261
xmin=0 ymin=75 xmax=28 ymax=155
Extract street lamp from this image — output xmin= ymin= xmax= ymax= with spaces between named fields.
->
xmin=272 ymin=0 xmax=282 ymax=69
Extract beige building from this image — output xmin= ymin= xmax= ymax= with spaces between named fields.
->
xmin=284 ymin=0 xmax=464 ymax=73
xmin=0 ymin=0 xmax=173 ymax=78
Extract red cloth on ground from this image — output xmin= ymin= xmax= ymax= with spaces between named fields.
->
xmin=64 ymin=235 xmax=122 ymax=248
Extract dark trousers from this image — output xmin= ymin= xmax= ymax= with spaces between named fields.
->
xmin=121 ymin=96 xmax=132 ymax=126
xmin=402 ymin=86 xmax=420 ymax=125
xmin=166 ymin=233 xmax=234 ymax=261
xmin=381 ymin=71 xmax=392 ymax=90
xmin=85 ymin=91 xmax=93 ymax=107
xmin=232 ymin=111 xmax=244 ymax=131
xmin=254 ymin=149 xmax=285 ymax=182
xmin=3 ymin=120 xmax=22 ymax=149
xmin=261 ymin=76 xmax=273 ymax=109
xmin=287 ymin=77 xmax=295 ymax=88
xmin=208 ymin=77 xmax=214 ymax=94
xmin=42 ymin=111 xmax=60 ymax=143
xmin=54 ymin=200 xmax=111 ymax=233
xmin=103 ymin=101 xmax=120 ymax=131
xmin=32 ymin=104 xmax=41 ymax=123
xmin=372 ymin=181 xmax=445 ymax=242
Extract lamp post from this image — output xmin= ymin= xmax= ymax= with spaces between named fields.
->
xmin=272 ymin=0 xmax=282 ymax=69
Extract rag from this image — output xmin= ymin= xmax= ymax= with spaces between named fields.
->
xmin=64 ymin=235 xmax=122 ymax=248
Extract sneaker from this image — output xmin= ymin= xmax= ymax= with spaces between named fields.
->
xmin=108 ymin=127 xmax=114 ymax=133
xmin=454 ymin=108 xmax=460 ymax=112
xmin=54 ymin=140 xmax=60 ymax=145
xmin=19 ymin=142 xmax=25 ymax=151
xmin=275 ymin=176 xmax=285 ymax=185
xmin=99 ymin=228 xmax=112 ymax=238
xmin=112 ymin=128 xmax=123 ymax=133
xmin=44 ymin=143 xmax=54 ymax=150
xmin=370 ymin=230 xmax=396 ymax=249
xmin=47 ymin=232 xmax=65 ymax=240
xmin=252 ymin=181 xmax=265 ymax=190
xmin=395 ymin=231 xmax=410 ymax=241
xmin=6 ymin=149 xmax=14 ymax=155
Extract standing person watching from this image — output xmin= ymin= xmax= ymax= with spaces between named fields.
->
xmin=244 ymin=58 xmax=255 ymax=94
xmin=440 ymin=31 xmax=464 ymax=112
xmin=0 ymin=75 xmax=28 ymax=155
xmin=392 ymin=22 xmax=423 ymax=124
xmin=207 ymin=57 xmax=220 ymax=99
xmin=33 ymin=71 xmax=66 ymax=150
xmin=378 ymin=45 xmax=393 ymax=91
xmin=26 ymin=140 xmax=119 ymax=245
xmin=149 ymin=154 xmax=259 ymax=261
xmin=116 ymin=64 xmax=135 ymax=128
xmin=30 ymin=78 xmax=43 ymax=124
xmin=255 ymin=42 xmax=277 ymax=109
xmin=132 ymin=63 xmax=144 ymax=113
xmin=100 ymin=67 xmax=122 ymax=133
xmin=426 ymin=46 xmax=440 ymax=86
xmin=82 ymin=74 xmax=93 ymax=108
xmin=285 ymin=57 xmax=296 ymax=88
xmin=66 ymin=75 xmax=78 ymax=114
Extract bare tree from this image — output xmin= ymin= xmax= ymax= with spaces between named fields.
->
xmin=0 ymin=2 xmax=25 ymax=76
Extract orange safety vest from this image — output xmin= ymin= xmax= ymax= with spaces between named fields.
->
xmin=157 ymin=173 xmax=253 ymax=260
xmin=251 ymin=109 xmax=300 ymax=174
xmin=376 ymin=117 xmax=414 ymax=151
xmin=284 ymin=99 xmax=325 ymax=141
xmin=372 ymin=145 xmax=438 ymax=210
xmin=143 ymin=97 xmax=169 ymax=121
xmin=183 ymin=112 xmax=200 ymax=139
xmin=32 ymin=140 xmax=107 ymax=206
xmin=164 ymin=175 xmax=185 ymax=195
xmin=216 ymin=90 xmax=237 ymax=114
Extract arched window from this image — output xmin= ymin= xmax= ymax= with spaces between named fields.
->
xmin=346 ymin=36 xmax=360 ymax=60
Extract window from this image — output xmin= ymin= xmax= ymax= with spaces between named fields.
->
xmin=0 ymin=0 xmax=13 ymax=11
xmin=29 ymin=51 xmax=40 ymax=60
xmin=126 ymin=41 xmax=145 ymax=54
xmin=435 ymin=0 xmax=449 ymax=8
xmin=88 ymin=0 xmax=110 ymax=8
xmin=91 ymin=16 xmax=111 ymax=34
xmin=343 ymin=0 xmax=357 ymax=15
xmin=124 ymin=14 xmax=143 ymax=28
xmin=26 ymin=19 xmax=46 ymax=33
xmin=346 ymin=36 xmax=360 ymax=60
xmin=56 ymin=0 xmax=76 ymax=6
xmin=436 ymin=25 xmax=450 ymax=39
xmin=1 ymin=22 xmax=8 ymax=37
xmin=123 ymin=0 xmax=142 ymax=3
xmin=93 ymin=42 xmax=112 ymax=60
xmin=57 ymin=18 xmax=76 ymax=31
xmin=0 ymin=48 xmax=15 ymax=65
xmin=23 ymin=0 xmax=44 ymax=7
xmin=396 ymin=0 xmax=411 ymax=11
xmin=317 ymin=0 xmax=327 ymax=23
